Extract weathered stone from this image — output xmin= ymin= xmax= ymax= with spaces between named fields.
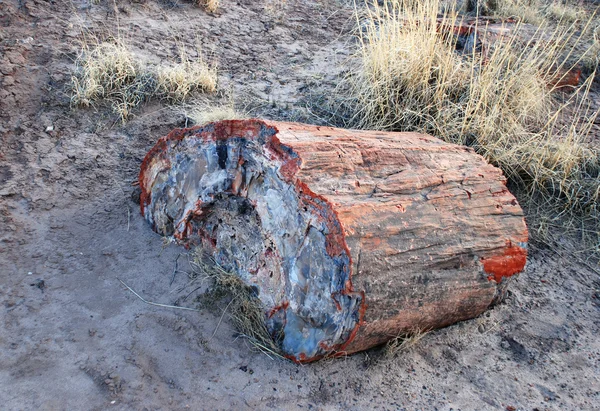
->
xmin=139 ymin=119 xmax=528 ymax=362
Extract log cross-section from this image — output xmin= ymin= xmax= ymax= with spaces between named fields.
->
xmin=139 ymin=119 xmax=528 ymax=362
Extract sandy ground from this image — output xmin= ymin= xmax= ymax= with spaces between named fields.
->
xmin=1 ymin=1 xmax=600 ymax=410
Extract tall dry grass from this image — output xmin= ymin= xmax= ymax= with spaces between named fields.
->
xmin=350 ymin=0 xmax=599 ymax=252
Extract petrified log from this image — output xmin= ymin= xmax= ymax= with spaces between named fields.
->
xmin=139 ymin=119 xmax=528 ymax=362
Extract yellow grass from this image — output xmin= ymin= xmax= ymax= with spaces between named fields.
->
xmin=71 ymin=41 xmax=154 ymax=122
xmin=157 ymin=48 xmax=217 ymax=102
xmin=351 ymin=0 xmax=599 ymax=251
xmin=492 ymin=0 xmax=545 ymax=24
xmin=191 ymin=252 xmax=283 ymax=358
xmin=466 ymin=0 xmax=587 ymax=26
xmin=71 ymin=40 xmax=217 ymax=122
xmin=543 ymin=1 xmax=585 ymax=23
xmin=265 ymin=0 xmax=288 ymax=19
xmin=187 ymin=102 xmax=247 ymax=125
xmin=203 ymin=0 xmax=219 ymax=13
xmin=583 ymin=24 xmax=600 ymax=71
xmin=385 ymin=328 xmax=428 ymax=357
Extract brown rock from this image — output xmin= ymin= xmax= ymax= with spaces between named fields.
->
xmin=139 ymin=119 xmax=528 ymax=362
xmin=5 ymin=51 xmax=25 ymax=66
xmin=0 ymin=62 xmax=15 ymax=75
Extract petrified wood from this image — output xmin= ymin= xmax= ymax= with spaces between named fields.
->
xmin=139 ymin=119 xmax=528 ymax=362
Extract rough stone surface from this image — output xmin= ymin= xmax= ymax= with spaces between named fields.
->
xmin=139 ymin=119 xmax=529 ymax=362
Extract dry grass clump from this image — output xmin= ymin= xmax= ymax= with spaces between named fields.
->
xmin=583 ymin=25 xmax=600 ymax=71
xmin=475 ymin=0 xmax=585 ymax=25
xmin=384 ymin=328 xmax=428 ymax=357
xmin=71 ymin=41 xmax=157 ymax=122
xmin=543 ymin=1 xmax=585 ymax=23
xmin=490 ymin=0 xmax=545 ymax=24
xmin=351 ymin=0 xmax=599 ymax=250
xmin=186 ymin=100 xmax=247 ymax=125
xmin=265 ymin=0 xmax=288 ymax=20
xmin=466 ymin=0 xmax=539 ymax=24
xmin=70 ymin=41 xmax=137 ymax=106
xmin=201 ymin=0 xmax=220 ymax=13
xmin=157 ymin=52 xmax=217 ymax=102
xmin=71 ymin=40 xmax=217 ymax=122
xmin=191 ymin=252 xmax=283 ymax=358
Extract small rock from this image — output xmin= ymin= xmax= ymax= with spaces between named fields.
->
xmin=3 ymin=76 xmax=15 ymax=86
xmin=0 ymin=63 xmax=14 ymax=75
xmin=6 ymin=51 xmax=25 ymax=65
xmin=131 ymin=187 xmax=141 ymax=204
xmin=30 ymin=278 xmax=45 ymax=291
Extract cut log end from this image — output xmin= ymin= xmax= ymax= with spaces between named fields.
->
xmin=140 ymin=121 xmax=364 ymax=362
xmin=140 ymin=119 xmax=528 ymax=362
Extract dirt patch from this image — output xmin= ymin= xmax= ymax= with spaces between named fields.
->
xmin=1 ymin=0 xmax=599 ymax=409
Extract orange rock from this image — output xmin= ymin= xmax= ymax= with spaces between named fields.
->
xmin=548 ymin=68 xmax=582 ymax=90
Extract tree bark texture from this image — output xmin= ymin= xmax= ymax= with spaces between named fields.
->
xmin=139 ymin=119 xmax=528 ymax=362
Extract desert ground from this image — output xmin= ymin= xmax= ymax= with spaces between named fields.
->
xmin=1 ymin=0 xmax=599 ymax=410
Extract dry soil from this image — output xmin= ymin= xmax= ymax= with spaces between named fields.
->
xmin=1 ymin=1 xmax=599 ymax=410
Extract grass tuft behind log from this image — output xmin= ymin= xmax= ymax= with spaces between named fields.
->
xmin=349 ymin=0 xmax=599 ymax=253
xmin=183 ymin=98 xmax=248 ymax=126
